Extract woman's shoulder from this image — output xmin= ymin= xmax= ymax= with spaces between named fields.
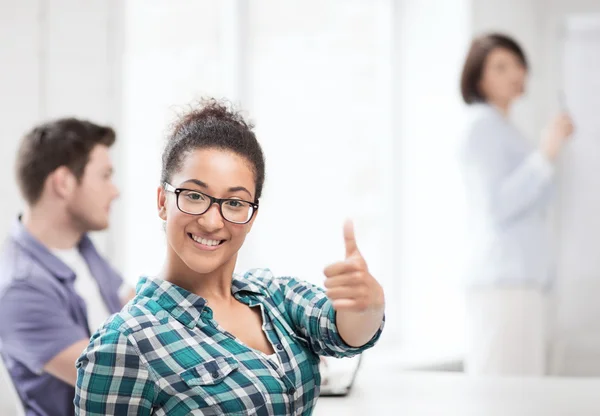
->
xmin=237 ymin=268 xmax=325 ymax=301
xmin=235 ymin=268 xmax=309 ymax=295
xmin=238 ymin=267 xmax=275 ymax=282
xmin=466 ymin=102 xmax=505 ymax=129
xmin=91 ymin=295 xmax=165 ymax=342
xmin=235 ymin=268 xmax=280 ymax=293
xmin=460 ymin=103 xmax=513 ymax=154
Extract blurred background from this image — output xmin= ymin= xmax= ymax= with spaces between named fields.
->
xmin=2 ymin=0 xmax=600 ymax=414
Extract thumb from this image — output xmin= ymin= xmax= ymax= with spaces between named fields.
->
xmin=343 ymin=219 xmax=359 ymax=258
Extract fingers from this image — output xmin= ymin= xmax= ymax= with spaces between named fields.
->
xmin=324 ymin=220 xmax=379 ymax=313
xmin=344 ymin=219 xmax=359 ymax=258
xmin=324 ymin=271 xmax=364 ymax=289
xmin=324 ymin=260 xmax=361 ymax=277
xmin=557 ymin=113 xmax=575 ymax=135
xmin=330 ymin=299 xmax=359 ymax=311
xmin=325 ymin=286 xmax=358 ymax=300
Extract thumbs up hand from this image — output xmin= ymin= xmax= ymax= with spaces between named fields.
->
xmin=323 ymin=220 xmax=385 ymax=313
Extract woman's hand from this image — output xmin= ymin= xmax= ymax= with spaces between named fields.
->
xmin=323 ymin=221 xmax=384 ymax=313
xmin=541 ymin=112 xmax=575 ymax=161
xmin=323 ymin=220 xmax=385 ymax=347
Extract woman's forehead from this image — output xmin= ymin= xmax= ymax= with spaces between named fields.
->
xmin=175 ymin=149 xmax=256 ymax=195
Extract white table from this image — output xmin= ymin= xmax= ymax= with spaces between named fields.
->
xmin=314 ymin=369 xmax=600 ymax=415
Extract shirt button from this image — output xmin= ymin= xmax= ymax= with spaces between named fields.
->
xmin=211 ymin=372 xmax=220 ymax=379
xmin=276 ymin=344 xmax=284 ymax=351
xmin=288 ymin=387 xmax=296 ymax=395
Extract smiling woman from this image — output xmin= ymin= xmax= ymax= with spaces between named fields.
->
xmin=73 ymin=99 xmax=385 ymax=415
xmin=159 ymin=148 xmax=261 ymax=279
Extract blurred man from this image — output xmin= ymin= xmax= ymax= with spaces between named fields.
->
xmin=0 ymin=118 xmax=134 ymax=416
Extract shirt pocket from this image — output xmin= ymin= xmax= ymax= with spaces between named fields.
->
xmin=179 ymin=356 xmax=267 ymax=415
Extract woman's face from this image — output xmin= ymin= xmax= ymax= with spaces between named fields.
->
xmin=157 ymin=148 xmax=258 ymax=277
xmin=479 ymin=47 xmax=527 ymax=106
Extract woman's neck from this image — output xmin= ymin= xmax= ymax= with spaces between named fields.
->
xmin=487 ymin=99 xmax=511 ymax=117
xmin=162 ymin=253 xmax=237 ymax=302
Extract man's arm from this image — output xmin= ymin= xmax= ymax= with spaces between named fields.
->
xmin=43 ymin=339 xmax=90 ymax=386
xmin=120 ymin=287 xmax=136 ymax=306
xmin=0 ymin=280 xmax=89 ymax=384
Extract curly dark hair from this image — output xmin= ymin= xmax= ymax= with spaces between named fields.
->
xmin=161 ymin=99 xmax=265 ymax=201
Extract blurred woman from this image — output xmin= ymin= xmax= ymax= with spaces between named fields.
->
xmin=459 ymin=33 xmax=574 ymax=376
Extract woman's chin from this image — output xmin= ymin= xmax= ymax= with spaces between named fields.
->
xmin=178 ymin=247 xmax=238 ymax=277
xmin=182 ymin=255 xmax=232 ymax=277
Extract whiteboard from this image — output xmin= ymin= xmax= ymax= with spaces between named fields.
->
xmin=554 ymin=14 xmax=600 ymax=375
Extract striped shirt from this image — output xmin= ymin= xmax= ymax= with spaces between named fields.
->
xmin=74 ymin=268 xmax=384 ymax=415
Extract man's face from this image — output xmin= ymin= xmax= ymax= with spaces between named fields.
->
xmin=66 ymin=145 xmax=119 ymax=231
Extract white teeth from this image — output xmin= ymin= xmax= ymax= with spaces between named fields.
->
xmin=191 ymin=235 xmax=220 ymax=246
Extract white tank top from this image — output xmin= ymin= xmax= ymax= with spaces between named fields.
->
xmin=52 ymin=248 xmax=112 ymax=333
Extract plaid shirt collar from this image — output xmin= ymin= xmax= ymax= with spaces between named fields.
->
xmin=135 ymin=273 xmax=267 ymax=329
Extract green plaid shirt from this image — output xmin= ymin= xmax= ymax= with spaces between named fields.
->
xmin=74 ymin=268 xmax=384 ymax=415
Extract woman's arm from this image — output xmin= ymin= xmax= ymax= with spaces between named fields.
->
xmin=323 ymin=221 xmax=385 ymax=347
xmin=463 ymin=116 xmax=556 ymax=226
xmin=75 ymin=329 xmax=156 ymax=415
xmin=277 ymin=221 xmax=385 ymax=356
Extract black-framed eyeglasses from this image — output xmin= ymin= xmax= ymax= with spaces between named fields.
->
xmin=163 ymin=182 xmax=258 ymax=224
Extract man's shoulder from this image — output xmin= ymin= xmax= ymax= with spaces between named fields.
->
xmin=0 ymin=237 xmax=51 ymax=286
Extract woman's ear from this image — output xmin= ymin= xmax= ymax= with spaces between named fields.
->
xmin=157 ymin=186 xmax=167 ymax=221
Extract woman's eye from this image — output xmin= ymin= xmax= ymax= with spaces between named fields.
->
xmin=226 ymin=200 xmax=244 ymax=208
xmin=185 ymin=192 xmax=204 ymax=201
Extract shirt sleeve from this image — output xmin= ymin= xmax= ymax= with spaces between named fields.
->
xmin=277 ymin=277 xmax=384 ymax=358
xmin=0 ymin=280 xmax=89 ymax=374
xmin=75 ymin=328 xmax=156 ymax=415
xmin=462 ymin=116 xmax=555 ymax=227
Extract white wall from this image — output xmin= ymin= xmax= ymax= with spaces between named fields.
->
xmin=554 ymin=17 xmax=600 ymax=376
xmin=392 ymin=0 xmax=472 ymax=352
xmin=544 ymin=1 xmax=600 ymax=376
xmin=540 ymin=0 xmax=600 ymax=116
